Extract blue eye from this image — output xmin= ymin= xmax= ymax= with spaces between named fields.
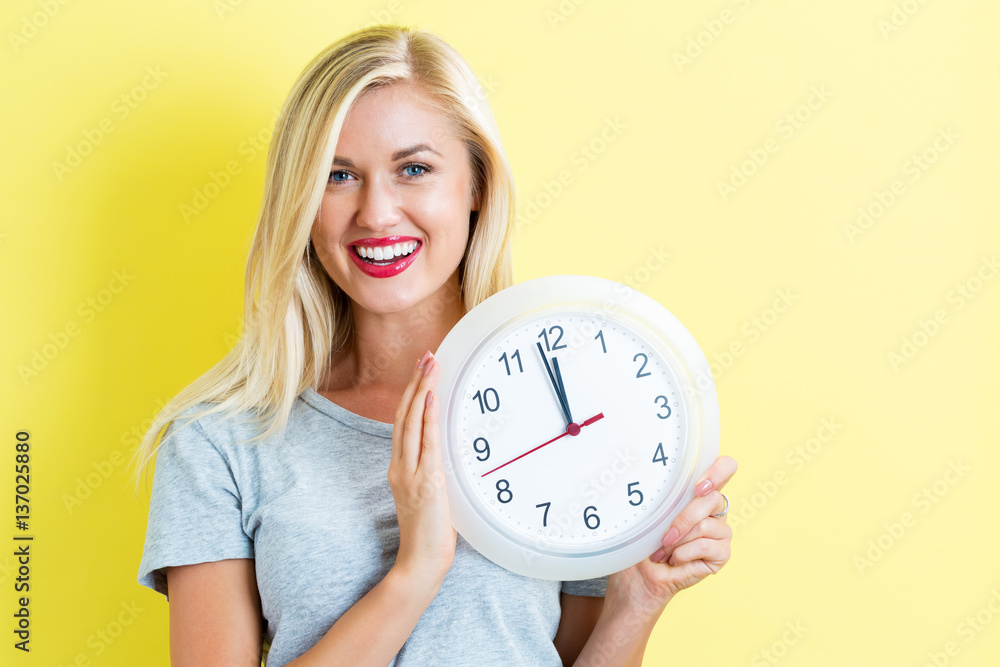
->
xmin=403 ymin=163 xmax=429 ymax=178
xmin=329 ymin=170 xmax=352 ymax=182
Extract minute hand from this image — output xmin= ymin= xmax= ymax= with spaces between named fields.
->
xmin=536 ymin=342 xmax=572 ymax=426
xmin=480 ymin=412 xmax=605 ymax=477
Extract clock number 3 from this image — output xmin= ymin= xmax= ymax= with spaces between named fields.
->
xmin=654 ymin=394 xmax=672 ymax=419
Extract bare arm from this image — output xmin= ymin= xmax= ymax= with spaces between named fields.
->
xmin=166 ymin=559 xmax=264 ymax=667
xmin=166 ymin=559 xmax=445 ymax=667
xmin=553 ymin=593 xmax=605 ymax=666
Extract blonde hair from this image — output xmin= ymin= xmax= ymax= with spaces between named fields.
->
xmin=128 ymin=24 xmax=516 ymax=494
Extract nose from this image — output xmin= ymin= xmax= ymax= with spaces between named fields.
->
xmin=355 ymin=173 xmax=402 ymax=232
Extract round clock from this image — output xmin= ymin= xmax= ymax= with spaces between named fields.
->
xmin=433 ymin=274 xmax=720 ymax=581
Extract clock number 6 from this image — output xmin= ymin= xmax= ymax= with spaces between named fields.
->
xmin=584 ymin=505 xmax=600 ymax=530
xmin=654 ymin=394 xmax=671 ymax=419
xmin=496 ymin=479 xmax=513 ymax=503
xmin=627 ymin=481 xmax=643 ymax=506
xmin=473 ymin=388 xmax=500 ymax=414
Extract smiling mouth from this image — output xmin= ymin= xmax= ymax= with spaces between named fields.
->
xmin=352 ymin=240 xmax=420 ymax=265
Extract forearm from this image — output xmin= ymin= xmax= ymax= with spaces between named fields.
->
xmin=572 ymin=594 xmax=666 ymax=667
xmin=286 ymin=566 xmax=441 ymax=666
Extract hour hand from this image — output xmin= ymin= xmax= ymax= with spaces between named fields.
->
xmin=536 ymin=342 xmax=572 ymax=425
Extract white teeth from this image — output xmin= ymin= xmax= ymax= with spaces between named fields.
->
xmin=354 ymin=241 xmax=418 ymax=261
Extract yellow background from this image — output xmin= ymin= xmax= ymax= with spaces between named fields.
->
xmin=2 ymin=0 xmax=998 ymax=664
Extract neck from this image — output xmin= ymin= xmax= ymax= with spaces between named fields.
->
xmin=321 ymin=275 xmax=465 ymax=394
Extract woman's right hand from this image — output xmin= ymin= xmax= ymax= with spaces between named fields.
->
xmin=388 ymin=350 xmax=457 ymax=586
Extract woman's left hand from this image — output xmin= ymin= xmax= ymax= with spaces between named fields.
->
xmin=605 ymin=455 xmax=737 ymax=618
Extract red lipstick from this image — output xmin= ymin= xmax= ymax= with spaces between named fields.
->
xmin=348 ymin=236 xmax=422 ymax=278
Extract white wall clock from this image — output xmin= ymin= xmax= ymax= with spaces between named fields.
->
xmin=434 ymin=275 xmax=720 ymax=580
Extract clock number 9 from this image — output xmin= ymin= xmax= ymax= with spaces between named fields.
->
xmin=584 ymin=505 xmax=600 ymax=530
xmin=496 ymin=479 xmax=513 ymax=503
xmin=538 ymin=325 xmax=566 ymax=351
xmin=473 ymin=388 xmax=500 ymax=414
xmin=654 ymin=394 xmax=672 ymax=419
xmin=472 ymin=437 xmax=490 ymax=461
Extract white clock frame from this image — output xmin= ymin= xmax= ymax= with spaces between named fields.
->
xmin=434 ymin=275 xmax=720 ymax=580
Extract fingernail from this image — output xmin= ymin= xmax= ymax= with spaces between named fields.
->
xmin=423 ymin=356 xmax=436 ymax=376
xmin=651 ymin=548 xmax=665 ymax=562
xmin=663 ymin=527 xmax=680 ymax=547
xmin=425 ymin=390 xmax=434 ymax=408
xmin=695 ymin=479 xmax=713 ymax=496
xmin=417 ymin=350 xmax=431 ymax=369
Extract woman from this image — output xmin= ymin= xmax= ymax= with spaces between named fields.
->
xmin=132 ymin=24 xmax=736 ymax=666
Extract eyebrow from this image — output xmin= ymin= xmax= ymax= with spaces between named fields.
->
xmin=332 ymin=143 xmax=443 ymax=168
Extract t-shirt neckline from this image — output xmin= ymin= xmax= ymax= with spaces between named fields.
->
xmin=300 ymin=386 xmax=394 ymax=439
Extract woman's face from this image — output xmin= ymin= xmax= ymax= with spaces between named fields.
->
xmin=310 ymin=83 xmax=480 ymax=319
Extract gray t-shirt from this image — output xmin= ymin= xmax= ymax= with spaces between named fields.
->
xmin=137 ymin=386 xmax=607 ymax=666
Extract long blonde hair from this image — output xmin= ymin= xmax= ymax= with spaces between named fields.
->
xmin=129 ymin=24 xmax=516 ymax=494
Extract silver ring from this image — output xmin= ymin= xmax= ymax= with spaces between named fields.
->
xmin=712 ymin=493 xmax=729 ymax=518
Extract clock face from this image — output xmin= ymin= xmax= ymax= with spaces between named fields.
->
xmin=435 ymin=275 xmax=719 ymax=581
xmin=454 ymin=311 xmax=686 ymax=548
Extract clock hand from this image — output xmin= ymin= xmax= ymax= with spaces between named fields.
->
xmin=536 ymin=342 xmax=572 ymax=426
xmin=480 ymin=412 xmax=605 ymax=477
xmin=551 ymin=356 xmax=574 ymax=425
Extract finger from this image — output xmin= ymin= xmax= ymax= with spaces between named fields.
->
xmin=401 ymin=355 xmax=440 ymax=472
xmin=392 ymin=350 xmax=433 ymax=466
xmin=660 ymin=490 xmax=727 ymax=550
xmin=666 ymin=534 xmax=731 ymax=568
xmin=419 ymin=384 xmax=441 ymax=470
xmin=651 ymin=515 xmax=730 ymax=562
xmin=693 ymin=455 xmax=738 ymax=497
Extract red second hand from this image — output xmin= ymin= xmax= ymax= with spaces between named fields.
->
xmin=480 ymin=412 xmax=605 ymax=478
